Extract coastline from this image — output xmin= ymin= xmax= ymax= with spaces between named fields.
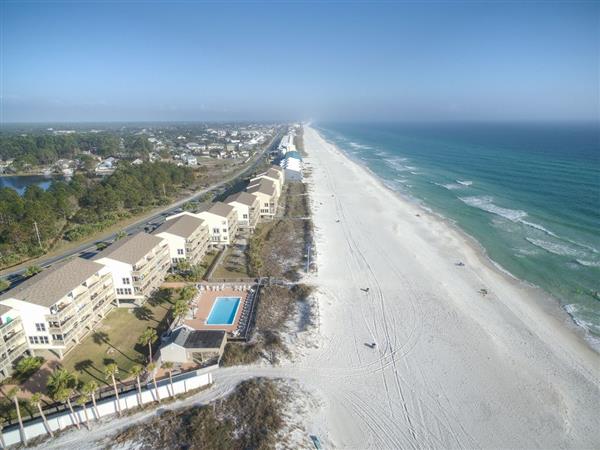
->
xmin=319 ymin=129 xmax=600 ymax=355
xmin=303 ymin=124 xmax=599 ymax=448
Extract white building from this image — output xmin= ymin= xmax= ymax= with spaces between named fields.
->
xmin=197 ymin=202 xmax=239 ymax=246
xmin=247 ymin=179 xmax=278 ymax=219
xmin=0 ymin=258 xmax=116 ymax=360
xmin=93 ymin=233 xmax=171 ymax=307
xmin=154 ymin=214 xmax=210 ymax=265
xmin=225 ymin=191 xmax=261 ymax=231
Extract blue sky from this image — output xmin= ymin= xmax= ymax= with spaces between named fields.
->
xmin=1 ymin=1 xmax=598 ymax=122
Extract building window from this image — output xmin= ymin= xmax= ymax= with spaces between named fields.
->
xmin=116 ymin=288 xmax=133 ymax=295
xmin=122 ymin=278 xmax=131 ymax=285
xmin=213 ymin=228 xmax=220 ymax=234
xmin=29 ymin=336 xmax=39 ymax=344
xmin=35 ymin=323 xmax=46 ymax=332
xmin=177 ymin=249 xmax=184 ymax=255
xmin=41 ymin=336 xmax=49 ymax=344
xmin=52 ymin=334 xmax=63 ymax=341
xmin=243 ymin=214 xmax=248 ymax=219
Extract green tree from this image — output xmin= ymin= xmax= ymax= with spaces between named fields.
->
xmin=76 ymin=396 xmax=91 ymax=430
xmin=173 ymin=300 xmax=189 ymax=323
xmin=130 ymin=364 xmax=144 ymax=406
xmin=138 ymin=328 xmax=158 ymax=362
xmin=47 ymin=368 xmax=77 ymax=397
xmin=54 ymin=387 xmax=80 ymax=429
xmin=104 ymin=363 xmax=122 ymax=417
xmin=7 ymin=387 xmax=26 ymax=444
xmin=161 ymin=361 xmax=175 ymax=396
xmin=81 ymin=380 xmax=100 ymax=419
xmin=23 ymin=265 xmax=42 ymax=278
xmin=147 ymin=362 xmax=160 ymax=403
xmin=30 ymin=392 xmax=53 ymax=437
xmin=14 ymin=356 xmax=43 ymax=380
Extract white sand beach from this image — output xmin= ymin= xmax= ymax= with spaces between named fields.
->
xmin=297 ymin=125 xmax=600 ymax=448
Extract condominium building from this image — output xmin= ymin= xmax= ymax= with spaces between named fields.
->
xmin=0 ymin=305 xmax=29 ymax=380
xmin=93 ymin=232 xmax=171 ymax=307
xmin=249 ymin=166 xmax=285 ymax=197
xmin=154 ymin=214 xmax=210 ymax=265
xmin=0 ymin=258 xmax=116 ymax=359
xmin=247 ymin=178 xmax=278 ymax=219
xmin=225 ymin=191 xmax=261 ymax=231
xmin=197 ymin=202 xmax=239 ymax=246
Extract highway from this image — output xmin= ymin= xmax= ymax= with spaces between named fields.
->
xmin=0 ymin=131 xmax=282 ymax=283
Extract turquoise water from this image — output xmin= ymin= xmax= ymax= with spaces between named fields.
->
xmin=316 ymin=122 xmax=600 ymax=350
xmin=206 ymin=297 xmax=241 ymax=325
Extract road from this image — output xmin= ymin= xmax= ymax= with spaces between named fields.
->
xmin=1 ymin=131 xmax=282 ymax=282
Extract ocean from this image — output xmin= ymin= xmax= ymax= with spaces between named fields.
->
xmin=315 ymin=122 xmax=600 ymax=350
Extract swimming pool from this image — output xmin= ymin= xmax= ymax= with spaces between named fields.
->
xmin=206 ymin=297 xmax=241 ymax=325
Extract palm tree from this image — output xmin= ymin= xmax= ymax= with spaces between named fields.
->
xmin=173 ymin=300 xmax=189 ymax=323
xmin=147 ymin=362 xmax=160 ymax=403
xmin=81 ymin=380 xmax=100 ymax=420
xmin=104 ymin=363 xmax=122 ymax=416
xmin=54 ymin=388 xmax=80 ymax=429
xmin=129 ymin=365 xmax=144 ymax=406
xmin=161 ymin=361 xmax=175 ymax=396
xmin=7 ymin=387 xmax=26 ymax=444
xmin=76 ymin=396 xmax=91 ymax=430
xmin=138 ymin=328 xmax=158 ymax=362
xmin=47 ymin=368 xmax=77 ymax=396
xmin=30 ymin=393 xmax=53 ymax=437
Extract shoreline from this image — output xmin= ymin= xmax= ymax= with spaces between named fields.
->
xmin=312 ymin=124 xmax=600 ymax=355
xmin=303 ymin=123 xmax=599 ymax=448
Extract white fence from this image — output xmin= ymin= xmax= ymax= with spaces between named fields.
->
xmin=3 ymin=366 xmax=216 ymax=447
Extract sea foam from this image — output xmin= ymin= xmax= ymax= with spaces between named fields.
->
xmin=525 ymin=238 xmax=587 ymax=258
xmin=459 ymin=196 xmax=527 ymax=222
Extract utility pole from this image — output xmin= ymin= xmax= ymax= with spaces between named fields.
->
xmin=33 ymin=221 xmax=43 ymax=250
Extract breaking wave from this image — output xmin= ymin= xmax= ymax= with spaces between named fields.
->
xmin=459 ymin=196 xmax=527 ymax=222
xmin=456 ymin=180 xmax=473 ymax=186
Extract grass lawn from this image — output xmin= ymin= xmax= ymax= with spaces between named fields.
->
xmin=60 ymin=289 xmax=176 ymax=386
xmin=212 ymin=245 xmax=250 ymax=279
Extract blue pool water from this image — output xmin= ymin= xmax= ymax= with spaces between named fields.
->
xmin=206 ymin=297 xmax=241 ymax=325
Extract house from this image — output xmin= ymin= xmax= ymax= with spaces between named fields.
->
xmin=225 ymin=191 xmax=260 ymax=231
xmin=154 ymin=214 xmax=210 ymax=266
xmin=0 ymin=258 xmax=116 ymax=360
xmin=246 ymin=179 xmax=278 ymax=219
xmin=93 ymin=233 xmax=171 ymax=307
xmin=0 ymin=305 xmax=30 ymax=381
xmin=160 ymin=326 xmax=226 ymax=365
xmin=197 ymin=202 xmax=239 ymax=246
xmin=131 ymin=158 xmax=144 ymax=165
xmin=183 ymin=154 xmax=197 ymax=166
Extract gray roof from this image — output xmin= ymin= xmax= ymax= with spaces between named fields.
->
xmin=154 ymin=214 xmax=205 ymax=239
xmin=93 ymin=232 xmax=164 ymax=265
xmin=0 ymin=258 xmax=104 ymax=308
xmin=247 ymin=178 xmax=276 ymax=196
xmin=225 ymin=191 xmax=258 ymax=207
xmin=206 ymin=202 xmax=234 ymax=218
xmin=171 ymin=327 xmax=226 ymax=349
xmin=265 ymin=167 xmax=282 ymax=178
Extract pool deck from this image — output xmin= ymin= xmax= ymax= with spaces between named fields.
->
xmin=184 ymin=287 xmax=250 ymax=333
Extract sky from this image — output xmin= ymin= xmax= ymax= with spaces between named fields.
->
xmin=1 ymin=1 xmax=598 ymax=123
